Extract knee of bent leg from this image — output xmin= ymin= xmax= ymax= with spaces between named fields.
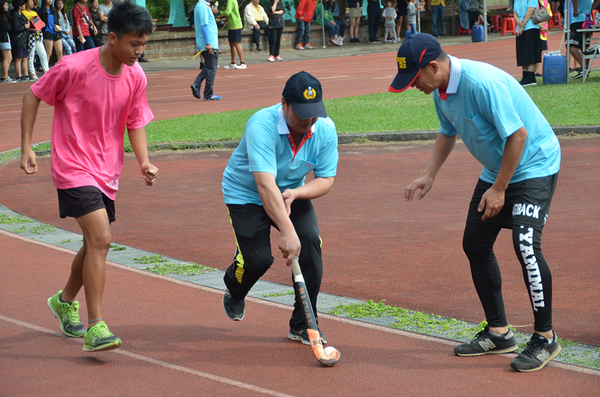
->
xmin=85 ymin=230 xmax=112 ymax=251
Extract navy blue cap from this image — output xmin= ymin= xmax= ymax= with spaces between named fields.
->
xmin=282 ymin=71 xmax=327 ymax=119
xmin=389 ymin=34 xmax=442 ymax=93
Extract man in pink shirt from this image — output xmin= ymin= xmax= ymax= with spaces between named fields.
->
xmin=20 ymin=0 xmax=158 ymax=353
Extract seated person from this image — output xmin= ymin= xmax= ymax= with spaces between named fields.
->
xmin=244 ymin=0 xmax=270 ymax=51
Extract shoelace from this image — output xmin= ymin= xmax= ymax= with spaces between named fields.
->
xmin=90 ymin=323 xmax=112 ymax=338
xmin=63 ymin=301 xmax=81 ymax=324
xmin=520 ymin=336 xmax=546 ymax=358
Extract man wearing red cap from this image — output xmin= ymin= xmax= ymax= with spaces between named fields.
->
xmin=221 ymin=71 xmax=338 ymax=346
xmin=390 ymin=34 xmax=562 ymax=373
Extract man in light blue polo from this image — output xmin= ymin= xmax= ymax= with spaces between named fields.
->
xmin=191 ymin=0 xmax=221 ymax=100
xmin=221 ymin=71 xmax=338 ymax=346
xmin=390 ymin=34 xmax=561 ymax=372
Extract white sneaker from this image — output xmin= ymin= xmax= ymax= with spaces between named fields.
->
xmin=223 ymin=63 xmax=238 ymax=69
xmin=237 ymin=62 xmax=247 ymax=69
xmin=268 ymin=55 xmax=275 ymax=62
xmin=1 ymin=77 xmax=17 ymax=84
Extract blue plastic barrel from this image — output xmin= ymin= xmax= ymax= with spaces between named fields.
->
xmin=543 ymin=54 xmax=566 ymax=85
xmin=471 ymin=25 xmax=484 ymax=42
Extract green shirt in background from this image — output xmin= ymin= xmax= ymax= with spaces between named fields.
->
xmin=220 ymin=0 xmax=243 ymax=30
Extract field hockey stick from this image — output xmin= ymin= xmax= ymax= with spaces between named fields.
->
xmin=291 ymin=256 xmax=340 ymax=367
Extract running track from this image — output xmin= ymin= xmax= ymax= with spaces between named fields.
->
xmin=1 ymin=33 xmax=599 ymax=395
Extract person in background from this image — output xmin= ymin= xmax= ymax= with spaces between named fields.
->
xmin=190 ymin=0 xmax=221 ymax=100
xmin=367 ymin=0 xmax=382 ymax=43
xmin=514 ymin=0 xmax=541 ymax=85
xmin=267 ymin=0 xmax=285 ymax=60
xmin=88 ymin=0 xmax=102 ymax=47
xmin=244 ymin=0 xmax=270 ymax=52
xmin=566 ymin=0 xmax=592 ymax=79
xmin=23 ymin=0 xmax=49 ymax=81
xmin=535 ymin=0 xmax=552 ymax=76
xmin=97 ymin=0 xmax=113 ymax=45
xmin=383 ymin=0 xmax=398 ymax=42
xmin=407 ymin=0 xmax=419 ymax=35
xmin=348 ymin=0 xmax=362 ymax=43
xmin=221 ymin=0 xmax=246 ymax=68
xmin=39 ymin=0 xmax=63 ymax=64
xmin=396 ymin=0 xmax=409 ymax=40
xmin=328 ymin=0 xmax=345 ymax=45
xmin=56 ymin=0 xmax=77 ymax=55
xmin=314 ymin=0 xmax=341 ymax=46
xmin=295 ymin=0 xmax=315 ymax=49
xmin=72 ymin=0 xmax=96 ymax=52
xmin=9 ymin=0 xmax=29 ymax=82
xmin=429 ymin=0 xmax=446 ymax=36
xmin=0 ymin=0 xmax=15 ymax=83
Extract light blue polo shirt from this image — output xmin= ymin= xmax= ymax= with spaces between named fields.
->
xmin=570 ymin=0 xmax=592 ymax=23
xmin=222 ymin=104 xmax=339 ymax=205
xmin=434 ymin=56 xmax=560 ymax=184
xmin=194 ymin=0 xmax=219 ymax=51
xmin=514 ymin=0 xmax=539 ymax=32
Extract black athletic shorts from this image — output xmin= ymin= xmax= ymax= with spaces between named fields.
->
xmin=466 ymin=173 xmax=558 ymax=230
xmin=228 ymin=28 xmax=242 ymax=43
xmin=57 ymin=186 xmax=115 ymax=223
xmin=566 ymin=22 xmax=584 ymax=49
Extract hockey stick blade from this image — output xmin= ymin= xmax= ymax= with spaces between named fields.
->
xmin=292 ymin=257 xmax=341 ymax=367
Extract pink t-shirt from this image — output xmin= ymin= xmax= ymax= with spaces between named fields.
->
xmin=31 ymin=47 xmax=154 ymax=200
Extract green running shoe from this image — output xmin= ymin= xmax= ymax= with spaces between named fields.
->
xmin=47 ymin=290 xmax=85 ymax=338
xmin=83 ymin=321 xmax=122 ymax=352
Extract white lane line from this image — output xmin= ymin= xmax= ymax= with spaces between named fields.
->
xmin=2 ymin=229 xmax=599 ymax=377
xmin=0 ymin=314 xmax=295 ymax=397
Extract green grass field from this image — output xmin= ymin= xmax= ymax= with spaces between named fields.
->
xmin=141 ymin=82 xmax=600 ymax=146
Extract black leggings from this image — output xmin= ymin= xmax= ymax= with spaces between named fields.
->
xmin=462 ymin=175 xmax=557 ymax=332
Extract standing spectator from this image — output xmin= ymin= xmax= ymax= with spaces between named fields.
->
xmin=348 ymin=0 xmax=362 ymax=43
xmin=267 ymin=0 xmax=285 ymax=60
xmin=514 ymin=0 xmax=541 ymax=85
xmin=536 ymin=0 xmax=552 ymax=76
xmin=56 ymin=0 xmax=77 ymax=55
xmin=407 ymin=0 xmax=419 ymax=35
xmin=383 ymin=0 xmax=397 ymax=42
xmin=9 ymin=0 xmax=29 ymax=82
xmin=88 ymin=0 xmax=101 ymax=47
xmin=0 ymin=0 xmax=15 ymax=83
xmin=367 ymin=0 xmax=382 ymax=43
xmin=21 ymin=0 xmax=158 ymax=353
xmin=221 ymin=71 xmax=339 ymax=347
xmin=72 ymin=0 xmax=96 ymax=52
xmin=396 ymin=0 xmax=408 ymax=40
xmin=23 ymin=0 xmax=49 ymax=81
xmin=98 ymin=0 xmax=113 ymax=45
xmin=220 ymin=0 xmax=246 ymax=68
xmin=191 ymin=0 xmax=221 ymax=100
xmin=567 ymin=0 xmax=592 ymax=79
xmin=244 ymin=0 xmax=270 ymax=52
xmin=39 ymin=0 xmax=63 ymax=64
xmin=392 ymin=34 xmax=562 ymax=373
xmin=429 ymin=0 xmax=446 ymax=36
xmin=295 ymin=0 xmax=315 ymax=49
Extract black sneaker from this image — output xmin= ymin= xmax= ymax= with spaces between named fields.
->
xmin=287 ymin=328 xmax=327 ymax=345
xmin=510 ymin=332 xmax=561 ymax=372
xmin=571 ymin=71 xmax=583 ymax=79
xmin=454 ymin=326 xmax=518 ymax=356
xmin=223 ymin=290 xmax=245 ymax=321
xmin=190 ymin=85 xmax=201 ymax=99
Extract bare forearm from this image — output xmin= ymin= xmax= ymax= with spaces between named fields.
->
xmin=255 ymin=173 xmax=296 ymax=234
xmin=21 ymin=89 xmax=41 ymax=151
xmin=127 ymin=128 xmax=150 ymax=166
xmin=423 ymin=133 xmax=456 ymax=179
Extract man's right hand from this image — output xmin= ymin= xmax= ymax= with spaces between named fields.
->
xmin=278 ymin=231 xmax=301 ymax=266
xmin=206 ymin=43 xmax=214 ymax=54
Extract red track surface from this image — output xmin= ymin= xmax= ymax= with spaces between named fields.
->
xmin=1 ymin=33 xmax=599 ymax=395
